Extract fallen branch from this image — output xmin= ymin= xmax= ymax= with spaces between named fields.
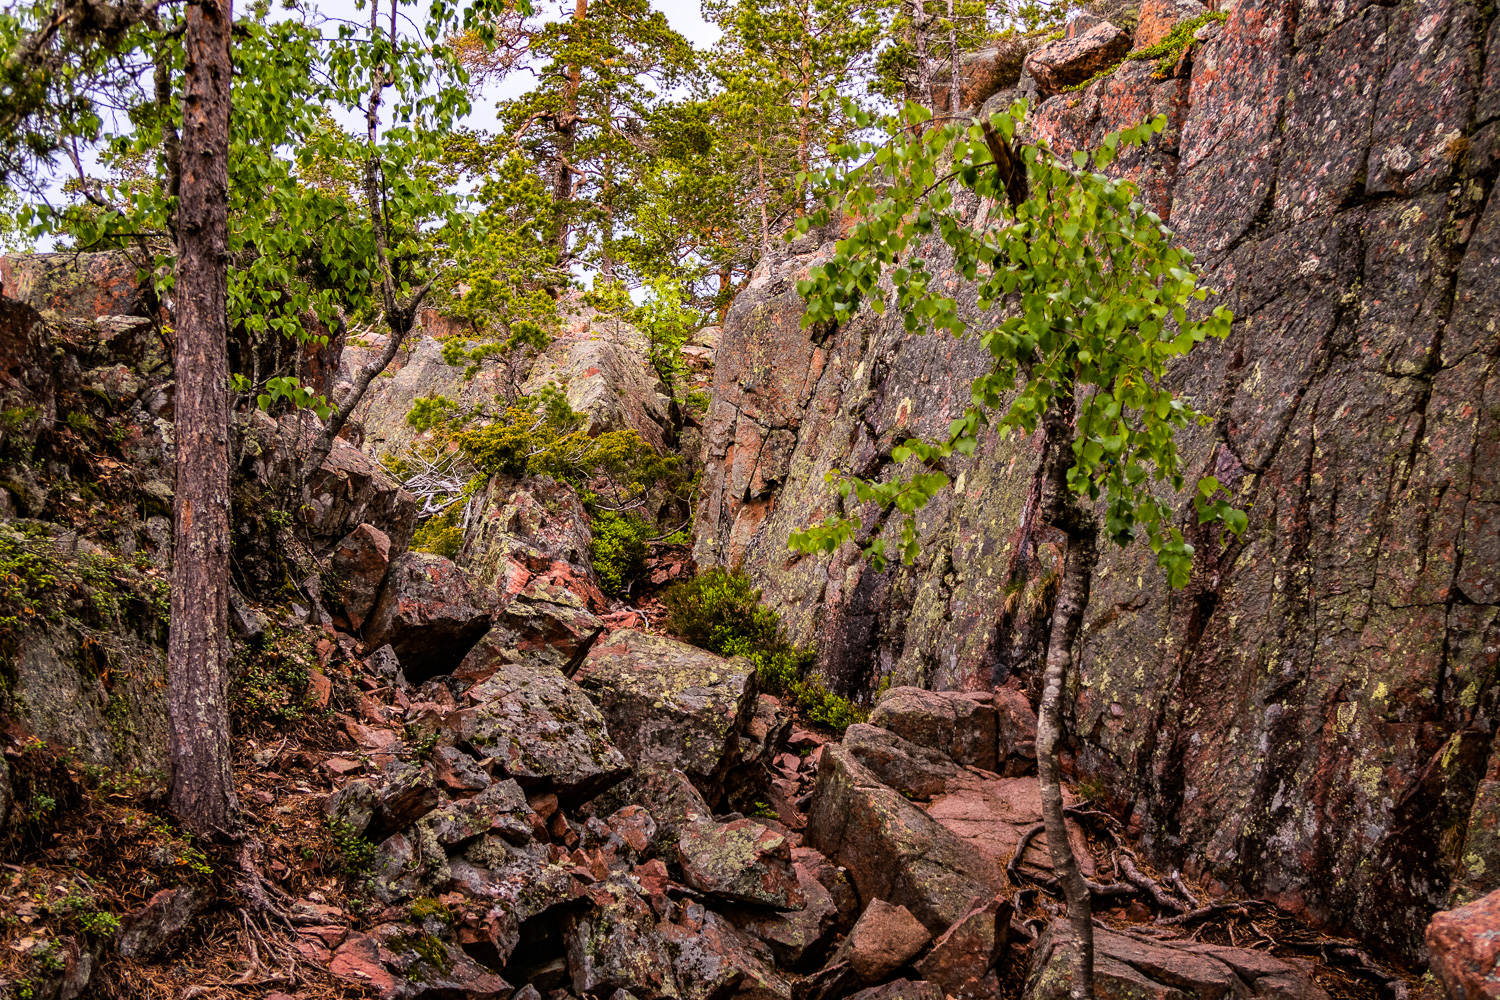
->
xmin=1170 ymin=870 xmax=1200 ymax=909
xmin=1007 ymin=823 xmax=1046 ymax=884
xmin=1326 ymin=945 xmax=1410 ymax=1000
xmin=1119 ymin=854 xmax=1188 ymax=912
xmin=1156 ymin=901 xmax=1251 ymax=926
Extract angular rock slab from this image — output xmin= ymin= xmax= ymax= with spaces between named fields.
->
xmin=661 ymin=903 xmax=793 ymax=1000
xmin=331 ymin=522 xmax=392 ymax=629
xmin=330 ymin=925 xmax=511 ymax=1000
xmin=564 ymin=876 xmax=679 ymax=999
xmin=1029 ymin=922 xmax=1330 ymax=1000
xmin=725 ymin=862 xmax=840 ymax=970
xmin=916 ymin=895 xmax=1013 ymax=1000
xmin=577 ymin=628 xmax=758 ymax=802
xmin=830 ymin=900 xmax=931 ymax=983
xmin=677 ymin=815 xmax=805 ymax=910
xmin=868 ymin=688 xmax=999 ymax=771
xmin=847 ymin=981 xmax=945 ymax=1000
xmin=923 ymin=771 xmax=1094 ymax=880
xmin=1428 ymin=889 xmax=1500 ymax=1000
xmin=465 ymin=658 xmax=631 ymax=804
xmin=365 ymin=551 xmax=491 ymax=684
xmin=805 ymin=744 xmax=1005 ymax=935
xmin=1022 ymin=21 xmax=1131 ymax=97
xmin=844 ymin=723 xmax=962 ymax=800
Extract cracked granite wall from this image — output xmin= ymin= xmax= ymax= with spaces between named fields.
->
xmin=694 ymin=0 xmax=1499 ymax=961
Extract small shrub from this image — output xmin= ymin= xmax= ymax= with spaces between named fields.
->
xmin=411 ymin=506 xmax=465 ymax=559
xmin=663 ymin=569 xmax=866 ymax=732
xmin=590 ymin=509 xmax=650 ymax=597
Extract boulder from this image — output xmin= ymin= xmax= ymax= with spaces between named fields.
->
xmin=424 ymin=779 xmax=536 ymax=847
xmin=327 ymin=765 xmax=440 ymax=841
xmin=794 ymin=847 xmax=861 ymax=932
xmin=331 ymin=523 xmax=393 ymax=630
xmin=460 ymin=658 xmax=631 ymax=804
xmin=1022 ymin=21 xmax=1131 ymax=97
xmin=239 ymin=413 xmax=418 ymax=555
xmin=434 ymin=745 xmax=492 ymax=792
xmin=932 ymin=39 xmax=1028 ymax=112
xmin=830 ymin=900 xmax=931 ymax=983
xmin=330 ymin=926 xmax=511 ymax=1000
xmin=364 ymin=552 xmax=492 ymax=684
xmin=661 ymin=903 xmax=793 ymax=1000
xmin=846 ymin=981 xmax=944 ymax=1000
xmin=868 ymin=688 xmax=998 ymax=771
xmin=1427 ymin=890 xmax=1500 ymax=1000
xmin=523 ymin=302 xmax=674 ymax=450
xmin=372 ymin=763 xmax=442 ymax=838
xmin=1028 ymin=922 xmax=1330 ymax=1000
xmin=915 ymin=896 xmax=1013 ymax=1000
xmin=0 ymin=252 xmax=150 ymax=319
xmin=843 ymin=723 xmax=962 ymax=800
xmin=577 ymin=628 xmax=759 ymax=804
xmin=0 ymin=298 xmax=56 ymax=459
xmin=991 ymin=684 xmax=1037 ymax=769
xmin=677 ymin=815 xmax=806 ymax=910
xmin=563 ymin=876 xmax=678 ymax=999
xmin=114 ymin=886 xmax=212 ymax=958
xmin=725 ymin=861 xmax=840 ymax=970
xmin=805 ymin=745 xmax=1004 ymax=935
xmin=460 ymin=475 xmax=604 ymax=608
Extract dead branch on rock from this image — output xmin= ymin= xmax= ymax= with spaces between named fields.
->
xmin=1156 ymin=901 xmax=1254 ymax=926
xmin=1118 ymin=854 xmax=1188 ymax=912
xmin=1170 ymin=870 xmax=1200 ymax=909
xmin=1008 ymin=822 xmax=1046 ymax=884
xmin=1323 ymin=945 xmax=1410 ymax=1000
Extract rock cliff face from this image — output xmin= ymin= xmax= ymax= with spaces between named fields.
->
xmin=695 ymin=0 xmax=1499 ymax=960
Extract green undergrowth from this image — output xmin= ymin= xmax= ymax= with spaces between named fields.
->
xmin=663 ymin=568 xmax=866 ymax=732
xmin=590 ymin=509 xmax=651 ymax=597
xmin=395 ymin=385 xmax=695 ymax=596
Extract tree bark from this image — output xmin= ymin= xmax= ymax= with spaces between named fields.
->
xmin=552 ymin=0 xmax=586 ymax=266
xmin=946 ymin=0 xmax=961 ymax=112
xmin=912 ymin=0 xmax=934 ymax=113
xmin=168 ymin=0 xmax=239 ymax=839
xmin=1034 ymin=389 xmax=1098 ymax=1000
xmin=1037 ymin=524 xmax=1098 ymax=1000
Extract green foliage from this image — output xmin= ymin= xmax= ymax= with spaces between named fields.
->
xmin=255 ymin=375 xmax=333 ymax=422
xmin=588 ymin=276 xmax=703 ymax=393
xmin=406 ymin=386 xmax=689 ymax=515
xmin=1127 ymin=11 xmax=1228 ymax=77
xmin=329 ymin=818 xmax=376 ymax=878
xmin=664 ymin=569 xmax=865 ymax=731
xmin=411 ymin=505 xmax=466 ymax=559
xmin=54 ymin=891 xmax=121 ymax=938
xmin=590 ymin=509 xmax=650 ymax=597
xmin=231 ymin=626 xmax=318 ymax=724
xmin=788 ymin=99 xmax=1244 ymax=586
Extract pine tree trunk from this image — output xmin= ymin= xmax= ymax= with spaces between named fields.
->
xmin=168 ymin=0 xmax=239 ymax=839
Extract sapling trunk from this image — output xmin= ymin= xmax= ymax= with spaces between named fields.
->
xmin=1033 ymin=387 xmax=1098 ymax=1000
xmin=1036 ymin=523 xmax=1098 ymax=1000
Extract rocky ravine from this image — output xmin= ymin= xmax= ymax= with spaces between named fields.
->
xmin=6 ymin=248 xmax=1467 ymax=1000
xmin=694 ymin=0 xmax=1500 ymax=966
